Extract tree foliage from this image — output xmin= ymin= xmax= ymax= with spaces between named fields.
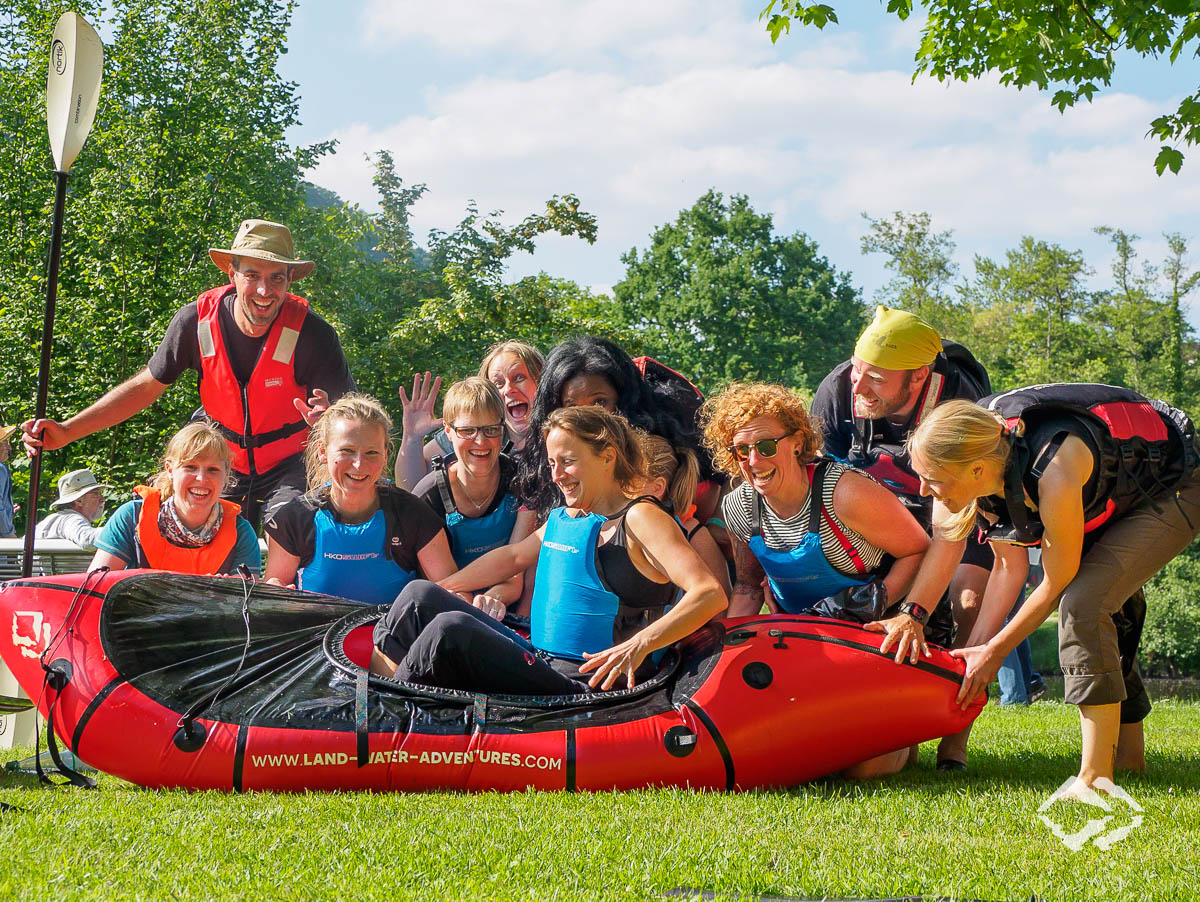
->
xmin=761 ymin=1 xmax=1200 ymax=173
xmin=614 ymin=190 xmax=866 ymax=393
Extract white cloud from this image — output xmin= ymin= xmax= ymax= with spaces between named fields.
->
xmin=306 ymin=3 xmax=1200 ymax=310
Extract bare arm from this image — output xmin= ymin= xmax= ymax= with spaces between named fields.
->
xmin=393 ymin=373 xmax=442 ymax=491
xmin=579 ymin=503 xmax=727 ymax=689
xmin=263 ymin=537 xmax=302 ymax=588
xmin=688 ymin=523 xmax=734 ymax=601
xmin=416 ymin=530 xmax=458 ymax=583
xmin=478 ymin=508 xmax=538 ymax=605
xmin=440 ymin=526 xmax=545 ymax=595
xmin=88 ymin=549 xmax=127 ymax=573
xmin=835 ymin=471 xmax=930 ymax=603
xmin=902 ymin=500 xmax=968 ymax=617
xmin=23 ymin=368 xmax=167 ymax=455
xmin=729 ymin=533 xmax=769 ymax=617
xmin=951 ymin=435 xmax=1091 ymax=705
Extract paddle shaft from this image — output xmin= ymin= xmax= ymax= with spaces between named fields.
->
xmin=22 ymin=169 xmax=69 ymax=579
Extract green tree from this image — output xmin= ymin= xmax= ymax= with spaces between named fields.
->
xmin=966 ymin=237 xmax=1108 ymax=388
xmin=0 ymin=0 xmax=341 ymax=524
xmin=614 ymin=190 xmax=865 ymax=393
xmin=860 ymin=211 xmax=963 ymax=336
xmin=762 ymin=1 xmax=1200 ymax=173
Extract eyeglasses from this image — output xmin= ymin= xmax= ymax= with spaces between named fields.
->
xmin=727 ymin=433 xmax=794 ymax=462
xmin=449 ymin=423 xmax=504 ymax=440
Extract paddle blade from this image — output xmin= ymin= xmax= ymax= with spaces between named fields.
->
xmin=46 ymin=11 xmax=104 ymax=173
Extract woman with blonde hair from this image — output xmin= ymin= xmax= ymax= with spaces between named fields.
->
xmin=640 ymin=433 xmax=733 ymax=598
xmin=89 ymin=422 xmax=260 ymax=574
xmin=906 ymin=385 xmax=1200 ymax=788
xmin=264 ymin=393 xmax=456 ymax=604
xmin=413 ymin=377 xmax=538 ymax=603
xmin=370 ymin=406 xmax=726 ymax=695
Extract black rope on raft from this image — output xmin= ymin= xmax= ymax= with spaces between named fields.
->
xmin=175 ymin=565 xmax=255 ymax=741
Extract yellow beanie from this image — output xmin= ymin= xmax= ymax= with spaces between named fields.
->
xmin=853 ymin=306 xmax=942 ymax=370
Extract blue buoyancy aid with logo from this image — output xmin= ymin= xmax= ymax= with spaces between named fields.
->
xmin=432 ymin=457 xmax=519 ymax=567
xmin=299 ymin=508 xmax=415 ymax=605
xmin=530 ymin=508 xmax=622 ymax=661
xmin=748 ymin=461 xmax=873 ymax=613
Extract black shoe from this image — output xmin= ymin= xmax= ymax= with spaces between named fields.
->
xmin=936 ymin=758 xmax=968 ymax=773
xmin=1027 ymin=675 xmax=1048 ymax=703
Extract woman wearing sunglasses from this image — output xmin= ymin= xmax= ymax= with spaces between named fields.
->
xmin=701 ymin=383 xmax=930 ymax=777
xmin=412 ymin=378 xmax=538 ymax=604
xmin=702 ymin=383 xmax=929 ymax=621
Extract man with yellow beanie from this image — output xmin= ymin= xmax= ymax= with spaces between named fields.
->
xmin=810 ymin=305 xmax=992 ymax=770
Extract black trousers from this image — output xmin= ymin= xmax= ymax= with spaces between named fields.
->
xmin=373 ymin=580 xmax=590 ymax=695
xmin=225 ymin=453 xmax=306 ymax=533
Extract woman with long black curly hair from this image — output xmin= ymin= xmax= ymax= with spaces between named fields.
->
xmin=513 ymin=337 xmax=713 ymax=519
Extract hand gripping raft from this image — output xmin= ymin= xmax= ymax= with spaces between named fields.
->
xmin=0 ymin=571 xmax=983 ymax=792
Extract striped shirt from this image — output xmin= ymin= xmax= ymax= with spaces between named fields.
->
xmin=721 ymin=461 xmax=885 ymax=577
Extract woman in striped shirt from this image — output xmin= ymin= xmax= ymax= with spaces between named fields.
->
xmin=701 ymin=383 xmax=931 ymax=777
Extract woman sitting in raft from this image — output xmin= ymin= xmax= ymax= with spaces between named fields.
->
xmin=263 ymin=393 xmax=456 ymax=605
xmin=393 ymin=341 xmax=544 ymax=490
xmin=905 ymin=388 xmax=1200 ymax=788
xmin=370 ymin=406 xmax=727 ymax=694
xmin=89 ymin=422 xmax=261 ymax=575
xmin=640 ymin=433 xmax=733 ymax=599
xmin=701 ymin=383 xmax=931 ymax=778
xmin=412 ymin=377 xmax=537 ymax=602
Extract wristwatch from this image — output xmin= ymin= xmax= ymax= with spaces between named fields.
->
xmin=897 ymin=602 xmax=929 ymax=625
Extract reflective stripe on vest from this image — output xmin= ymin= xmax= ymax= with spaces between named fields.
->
xmin=133 ymin=485 xmax=241 ymax=574
xmin=195 ymin=285 xmax=311 ymax=474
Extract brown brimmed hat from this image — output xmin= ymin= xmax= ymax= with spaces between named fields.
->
xmin=209 ymin=219 xmax=315 ymax=281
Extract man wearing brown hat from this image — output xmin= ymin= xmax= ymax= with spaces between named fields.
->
xmin=35 ymin=469 xmax=111 ymax=551
xmin=22 ymin=219 xmax=355 ymax=531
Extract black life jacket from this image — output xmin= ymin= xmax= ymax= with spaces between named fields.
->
xmin=848 ymin=340 xmax=990 ymax=518
xmin=977 ymin=383 xmax=1198 ymax=545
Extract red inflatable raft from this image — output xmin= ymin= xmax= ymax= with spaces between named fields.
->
xmin=0 ymin=570 xmax=984 ymax=792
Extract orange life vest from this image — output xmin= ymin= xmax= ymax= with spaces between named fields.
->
xmin=195 ymin=285 xmax=310 ymax=474
xmin=134 ymin=485 xmax=241 ymax=574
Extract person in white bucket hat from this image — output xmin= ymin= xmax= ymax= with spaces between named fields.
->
xmin=20 ymin=219 xmax=356 ymax=532
xmin=35 ymin=468 xmax=111 ymax=552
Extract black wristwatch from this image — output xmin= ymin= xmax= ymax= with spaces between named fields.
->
xmin=897 ymin=602 xmax=929 ymax=625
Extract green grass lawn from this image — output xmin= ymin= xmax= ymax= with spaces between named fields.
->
xmin=1 ymin=691 xmax=1196 ymax=902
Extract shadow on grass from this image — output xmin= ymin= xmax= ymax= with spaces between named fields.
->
xmin=756 ymin=746 xmax=1200 ymax=800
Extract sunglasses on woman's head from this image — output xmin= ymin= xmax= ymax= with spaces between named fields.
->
xmin=727 ymin=434 xmax=793 ymax=462
xmin=449 ymin=423 xmax=504 ymax=439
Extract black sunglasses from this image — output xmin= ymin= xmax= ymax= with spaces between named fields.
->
xmin=727 ymin=433 xmax=794 ymax=462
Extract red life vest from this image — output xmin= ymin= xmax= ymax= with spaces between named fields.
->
xmin=978 ymin=383 xmax=1196 ymax=545
xmin=133 ymin=485 xmax=241 ymax=574
xmin=195 ymin=285 xmax=310 ymax=474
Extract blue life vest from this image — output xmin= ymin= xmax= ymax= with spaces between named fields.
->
xmin=299 ymin=508 xmax=414 ymax=605
xmin=433 ymin=457 xmax=519 ymax=567
xmin=748 ymin=461 xmax=872 ymax=613
xmin=530 ymin=508 xmax=622 ymax=661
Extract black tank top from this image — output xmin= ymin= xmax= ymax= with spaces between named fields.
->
xmin=595 ymin=497 xmax=680 ymax=611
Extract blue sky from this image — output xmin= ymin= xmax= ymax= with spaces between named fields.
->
xmin=279 ymin=1 xmax=1200 ymax=325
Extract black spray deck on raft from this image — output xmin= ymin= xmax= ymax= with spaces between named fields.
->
xmin=97 ymin=573 xmax=725 ymax=736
